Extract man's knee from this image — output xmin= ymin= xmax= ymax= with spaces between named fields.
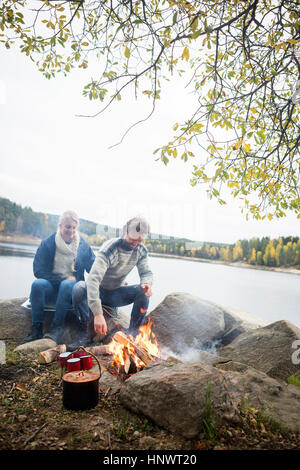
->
xmin=72 ymin=281 xmax=87 ymax=303
xmin=136 ymin=285 xmax=147 ymax=299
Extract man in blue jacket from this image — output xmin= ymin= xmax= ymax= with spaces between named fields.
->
xmin=22 ymin=210 xmax=95 ymax=345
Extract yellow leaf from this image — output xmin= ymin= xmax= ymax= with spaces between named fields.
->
xmin=124 ymin=46 xmax=130 ymax=59
xmin=181 ymin=46 xmax=190 ymax=61
xmin=243 ymin=143 xmax=251 ymax=153
xmin=173 ymin=123 xmax=179 ymax=131
xmin=233 ymin=140 xmax=243 ymax=150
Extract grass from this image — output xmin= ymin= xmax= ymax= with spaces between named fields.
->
xmin=201 ymin=381 xmax=218 ymax=444
xmin=286 ymin=374 xmax=300 ymax=387
xmin=112 ymin=411 xmax=155 ymax=439
xmin=238 ymin=399 xmax=287 ymax=434
xmin=113 ymin=412 xmax=132 ymax=439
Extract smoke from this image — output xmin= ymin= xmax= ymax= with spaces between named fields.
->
xmin=160 ymin=337 xmax=222 ymax=364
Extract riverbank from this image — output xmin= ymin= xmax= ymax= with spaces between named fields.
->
xmin=148 ymin=252 xmax=300 ymax=275
xmin=0 ymin=233 xmax=41 ymax=245
xmin=1 ymin=233 xmax=299 ymax=276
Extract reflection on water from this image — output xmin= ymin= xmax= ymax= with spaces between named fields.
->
xmin=0 ymin=242 xmax=37 ymax=258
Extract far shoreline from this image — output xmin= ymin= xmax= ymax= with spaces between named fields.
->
xmin=149 ymin=252 xmax=300 ymax=276
xmin=1 ymin=233 xmax=299 ymax=276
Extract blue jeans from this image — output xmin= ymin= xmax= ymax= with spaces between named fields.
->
xmin=73 ymin=282 xmax=150 ymax=336
xmin=30 ymin=278 xmax=75 ymax=328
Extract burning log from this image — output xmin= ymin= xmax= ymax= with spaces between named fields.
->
xmin=87 ymin=320 xmax=160 ymax=378
xmin=38 ymin=344 xmax=67 ymax=364
xmin=112 ymin=331 xmax=156 ymax=367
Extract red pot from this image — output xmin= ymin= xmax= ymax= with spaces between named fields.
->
xmin=62 ymin=352 xmax=102 ymax=411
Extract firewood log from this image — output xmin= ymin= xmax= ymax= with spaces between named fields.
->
xmin=123 ymin=347 xmax=131 ymax=375
xmin=88 ymin=345 xmax=111 ymax=356
xmin=112 ymin=331 xmax=156 ymax=366
xmin=38 ymin=344 xmax=66 ymax=364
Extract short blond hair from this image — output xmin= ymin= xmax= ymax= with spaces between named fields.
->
xmin=58 ymin=210 xmax=79 ymax=227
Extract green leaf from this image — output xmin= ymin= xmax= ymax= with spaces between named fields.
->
xmin=124 ymin=46 xmax=130 ymax=59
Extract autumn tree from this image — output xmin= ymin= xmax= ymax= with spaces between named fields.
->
xmin=249 ymin=247 xmax=257 ymax=264
xmin=1 ymin=1 xmax=299 ymax=218
xmin=263 ymin=239 xmax=276 ymax=265
xmin=256 ymin=250 xmax=263 ymax=265
xmin=233 ymin=240 xmax=243 ymax=261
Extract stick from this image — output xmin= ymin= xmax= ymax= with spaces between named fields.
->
xmin=107 ymin=431 xmax=111 ymax=449
xmin=24 ymin=423 xmax=47 ymax=447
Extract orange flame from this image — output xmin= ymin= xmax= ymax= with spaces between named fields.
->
xmin=107 ymin=319 xmax=159 ymax=373
xmin=134 ymin=320 xmax=159 ymax=358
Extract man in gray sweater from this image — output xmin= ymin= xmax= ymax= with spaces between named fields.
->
xmin=73 ymin=216 xmax=153 ymax=340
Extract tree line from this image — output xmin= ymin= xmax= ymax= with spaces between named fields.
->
xmin=1 ymin=196 xmax=299 ymax=268
xmin=0 ymin=197 xmax=96 ymax=238
xmin=144 ymin=237 xmax=300 ymax=269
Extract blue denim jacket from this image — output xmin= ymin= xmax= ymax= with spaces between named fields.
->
xmin=33 ymin=233 xmax=95 ymax=286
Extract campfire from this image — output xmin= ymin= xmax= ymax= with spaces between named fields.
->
xmin=106 ymin=319 xmax=160 ymax=376
xmin=38 ymin=319 xmax=161 ymax=379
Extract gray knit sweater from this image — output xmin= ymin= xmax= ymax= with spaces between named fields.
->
xmin=86 ymin=238 xmax=153 ymax=316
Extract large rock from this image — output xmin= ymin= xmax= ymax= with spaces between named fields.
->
xmin=119 ymin=362 xmax=240 ymax=438
xmin=0 ymin=297 xmax=129 ymax=352
xmin=0 ymin=297 xmax=81 ymax=346
xmin=0 ymin=298 xmax=31 ymax=340
xmin=0 ymin=294 xmax=266 ymax=352
xmin=220 ymin=306 xmax=268 ymax=346
xmin=148 ymin=293 xmax=265 ymax=354
xmin=119 ymin=361 xmax=300 ymax=437
xmin=218 ymin=320 xmax=300 ymax=380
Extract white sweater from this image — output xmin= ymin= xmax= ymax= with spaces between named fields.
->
xmin=86 ymin=238 xmax=153 ymax=316
xmin=53 ymin=231 xmax=79 ymax=279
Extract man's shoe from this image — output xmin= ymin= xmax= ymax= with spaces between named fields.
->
xmin=66 ymin=322 xmax=92 ymax=351
xmin=21 ymin=322 xmax=43 ymax=344
xmin=79 ymin=322 xmax=92 ymax=346
xmin=44 ymin=326 xmax=63 ymax=344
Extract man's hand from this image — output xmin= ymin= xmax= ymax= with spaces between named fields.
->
xmin=66 ymin=275 xmax=76 ymax=281
xmin=94 ymin=313 xmax=107 ymax=335
xmin=141 ymin=284 xmax=152 ymax=297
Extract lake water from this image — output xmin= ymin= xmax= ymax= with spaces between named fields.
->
xmin=0 ymin=241 xmax=299 ymax=328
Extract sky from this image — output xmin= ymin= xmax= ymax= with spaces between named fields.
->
xmin=0 ymin=42 xmax=299 ymax=244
